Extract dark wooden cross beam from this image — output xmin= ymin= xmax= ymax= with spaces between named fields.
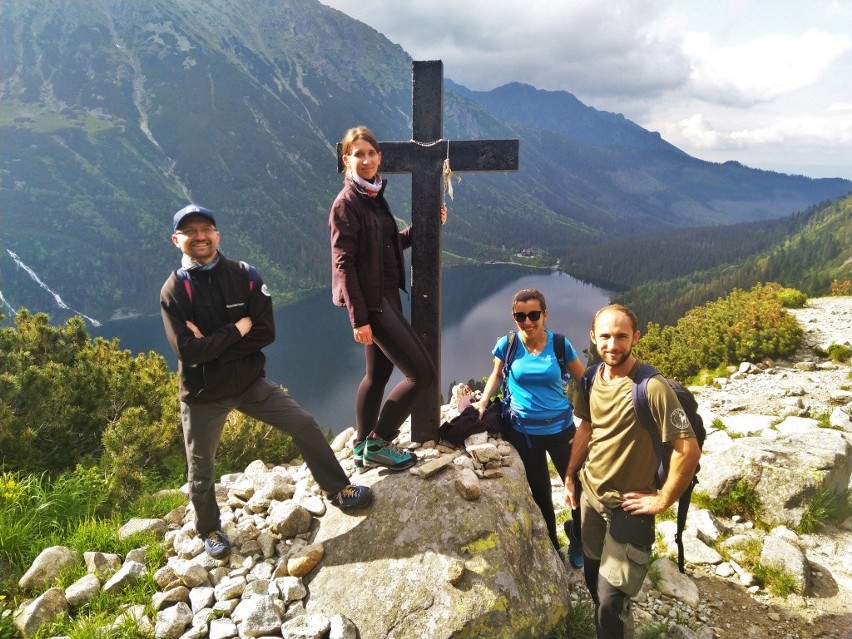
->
xmin=339 ymin=60 xmax=519 ymax=442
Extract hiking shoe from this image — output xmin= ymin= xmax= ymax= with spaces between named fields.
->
xmin=203 ymin=530 xmax=232 ymax=559
xmin=363 ymin=437 xmax=417 ymax=470
xmin=352 ymin=439 xmax=377 ymax=471
xmin=564 ymin=520 xmax=584 ymax=569
xmin=330 ymin=484 xmax=373 ymax=509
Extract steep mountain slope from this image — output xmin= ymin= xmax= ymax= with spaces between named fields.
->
xmin=615 ymin=194 xmax=852 ymax=327
xmin=1 ymin=0 xmax=849 ymax=321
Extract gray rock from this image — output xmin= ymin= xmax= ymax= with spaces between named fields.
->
xmin=232 ymin=594 xmax=284 ymax=636
xmin=698 ymin=430 xmax=852 ymax=528
xmin=209 ymin=617 xmax=239 ymax=639
xmin=304 ymin=445 xmax=573 ymax=639
xmin=188 ymin=586 xmax=215 ymax=614
xmin=154 ymin=601 xmax=193 ymax=639
xmin=83 ymin=551 xmax=121 ymax=577
xmin=281 ymin=614 xmax=331 ymax=639
xmin=118 ymin=517 xmax=168 ymax=540
xmin=18 ymin=546 xmax=81 ymax=591
xmin=268 ymin=502 xmax=313 ymax=538
xmin=64 ymin=573 xmax=101 ymax=608
xmin=328 ymin=614 xmax=359 ymax=639
xmin=760 ymin=535 xmax=811 ymax=595
xmin=454 ymin=467 xmax=482 ymax=500
xmin=102 ymin=560 xmax=147 ymax=594
xmin=13 ymin=587 xmax=69 ymax=638
xmin=648 ymin=558 xmax=700 ymax=608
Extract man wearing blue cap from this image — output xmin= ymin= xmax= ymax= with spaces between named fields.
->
xmin=161 ymin=204 xmax=372 ymax=559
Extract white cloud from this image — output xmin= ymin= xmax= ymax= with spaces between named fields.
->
xmin=320 ymin=0 xmax=852 ymax=179
xmin=683 ymin=28 xmax=852 ymax=106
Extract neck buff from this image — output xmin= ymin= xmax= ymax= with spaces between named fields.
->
xmin=181 ymin=251 xmax=220 ymax=271
xmin=348 ymin=171 xmax=383 ymax=197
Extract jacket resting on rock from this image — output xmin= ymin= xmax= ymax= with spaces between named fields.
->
xmin=160 ymin=253 xmax=274 ymax=403
xmin=329 ymin=175 xmax=411 ymax=328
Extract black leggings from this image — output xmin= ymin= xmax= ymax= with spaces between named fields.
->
xmin=504 ymin=425 xmax=581 ymax=551
xmin=355 ymin=295 xmax=436 ymax=442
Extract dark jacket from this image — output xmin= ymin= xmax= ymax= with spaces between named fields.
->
xmin=329 ymin=176 xmax=411 ymax=328
xmin=160 ymin=254 xmax=274 ymax=403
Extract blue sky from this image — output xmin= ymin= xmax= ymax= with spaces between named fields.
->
xmin=321 ymin=0 xmax=852 ymax=180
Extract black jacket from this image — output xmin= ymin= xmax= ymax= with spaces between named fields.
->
xmin=329 ymin=176 xmax=411 ymax=328
xmin=160 ymin=254 xmax=274 ymax=402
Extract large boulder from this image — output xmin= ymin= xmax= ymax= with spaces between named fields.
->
xmin=698 ymin=429 xmax=852 ymax=528
xmin=304 ymin=446 xmax=573 ymax=639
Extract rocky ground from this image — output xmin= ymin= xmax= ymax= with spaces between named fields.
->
xmin=557 ymin=296 xmax=852 ymax=639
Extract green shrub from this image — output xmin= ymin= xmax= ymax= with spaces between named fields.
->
xmin=635 ymin=283 xmax=803 ymax=380
xmin=776 ymin=287 xmax=807 ymax=308
xmin=826 ymin=343 xmax=852 ymax=363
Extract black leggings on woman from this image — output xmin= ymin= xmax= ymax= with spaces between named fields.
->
xmin=355 ymin=294 xmax=436 ymax=442
xmin=504 ymin=425 xmax=582 ymax=551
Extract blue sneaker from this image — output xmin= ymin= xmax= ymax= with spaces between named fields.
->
xmin=203 ymin=530 xmax=232 ymax=559
xmin=564 ymin=520 xmax=584 ymax=569
xmin=330 ymin=484 xmax=373 ymax=509
xmin=352 ymin=439 xmax=377 ymax=471
xmin=363 ymin=437 xmax=417 ymax=471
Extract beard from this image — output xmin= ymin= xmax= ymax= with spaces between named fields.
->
xmin=600 ymin=346 xmax=632 ymax=368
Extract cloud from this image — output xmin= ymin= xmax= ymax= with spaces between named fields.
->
xmin=321 ymin=0 xmax=691 ymax=97
xmin=683 ymin=28 xmax=852 ymax=106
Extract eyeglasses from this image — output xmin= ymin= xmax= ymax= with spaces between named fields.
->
xmin=513 ymin=311 xmax=543 ymax=322
xmin=176 ymin=227 xmax=217 ymax=237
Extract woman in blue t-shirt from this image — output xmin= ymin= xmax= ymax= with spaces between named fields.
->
xmin=472 ymin=288 xmax=587 ymax=566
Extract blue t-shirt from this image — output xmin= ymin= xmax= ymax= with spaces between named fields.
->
xmin=493 ymin=330 xmax=579 ymax=435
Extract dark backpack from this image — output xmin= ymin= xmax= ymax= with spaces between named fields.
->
xmin=582 ymin=361 xmax=706 ymax=573
xmin=175 ymin=261 xmax=260 ymax=310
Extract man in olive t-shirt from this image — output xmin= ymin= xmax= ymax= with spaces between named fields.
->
xmin=564 ymin=305 xmax=701 ymax=639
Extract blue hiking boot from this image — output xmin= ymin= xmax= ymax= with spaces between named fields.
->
xmin=564 ymin=519 xmax=584 ymax=569
xmin=203 ymin=530 xmax=232 ymax=559
xmin=353 ymin=439 xmax=377 ymax=471
xmin=363 ymin=437 xmax=417 ymax=471
xmin=330 ymin=484 xmax=373 ymax=509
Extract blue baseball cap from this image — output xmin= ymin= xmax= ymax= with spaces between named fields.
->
xmin=173 ymin=204 xmax=216 ymax=232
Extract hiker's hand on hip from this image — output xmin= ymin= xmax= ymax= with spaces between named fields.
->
xmin=621 ymin=491 xmax=665 ymax=515
xmin=235 ymin=316 xmax=252 ymax=336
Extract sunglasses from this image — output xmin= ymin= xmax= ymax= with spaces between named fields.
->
xmin=513 ymin=310 xmax=543 ymax=322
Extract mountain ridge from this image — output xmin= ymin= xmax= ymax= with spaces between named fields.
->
xmin=1 ymin=0 xmax=850 ymax=321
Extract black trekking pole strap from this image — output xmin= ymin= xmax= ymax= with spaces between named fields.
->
xmin=675 ymin=481 xmax=695 ymax=573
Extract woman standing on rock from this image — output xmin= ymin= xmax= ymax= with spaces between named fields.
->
xmin=472 ymin=288 xmax=587 ymax=566
xmin=329 ymin=125 xmax=445 ymax=472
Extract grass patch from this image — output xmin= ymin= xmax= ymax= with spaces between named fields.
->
xmin=693 ymin=480 xmax=761 ymax=521
xmin=543 ymin=601 xmax=596 ymax=639
xmin=797 ymin=489 xmax=852 ymax=534
xmin=752 ymin=563 xmax=799 ymax=598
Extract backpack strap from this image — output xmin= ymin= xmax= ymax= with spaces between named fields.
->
xmin=553 ymin=333 xmax=567 ymax=378
xmin=175 ymin=268 xmax=193 ymax=303
xmin=631 ymin=362 xmax=692 ymax=573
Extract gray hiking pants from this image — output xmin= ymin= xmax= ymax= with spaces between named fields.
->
xmin=181 ymin=377 xmax=350 ymax=535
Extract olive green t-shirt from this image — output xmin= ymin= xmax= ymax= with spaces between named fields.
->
xmin=575 ymin=360 xmax=696 ymax=509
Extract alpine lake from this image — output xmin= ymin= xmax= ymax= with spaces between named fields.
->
xmin=93 ymin=264 xmax=612 ymax=434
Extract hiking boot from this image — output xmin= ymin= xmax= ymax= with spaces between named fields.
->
xmin=203 ymin=530 xmax=232 ymax=559
xmin=564 ymin=520 xmax=584 ymax=569
xmin=330 ymin=484 xmax=373 ymax=509
xmin=352 ymin=439 xmax=377 ymax=471
xmin=363 ymin=437 xmax=417 ymax=470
